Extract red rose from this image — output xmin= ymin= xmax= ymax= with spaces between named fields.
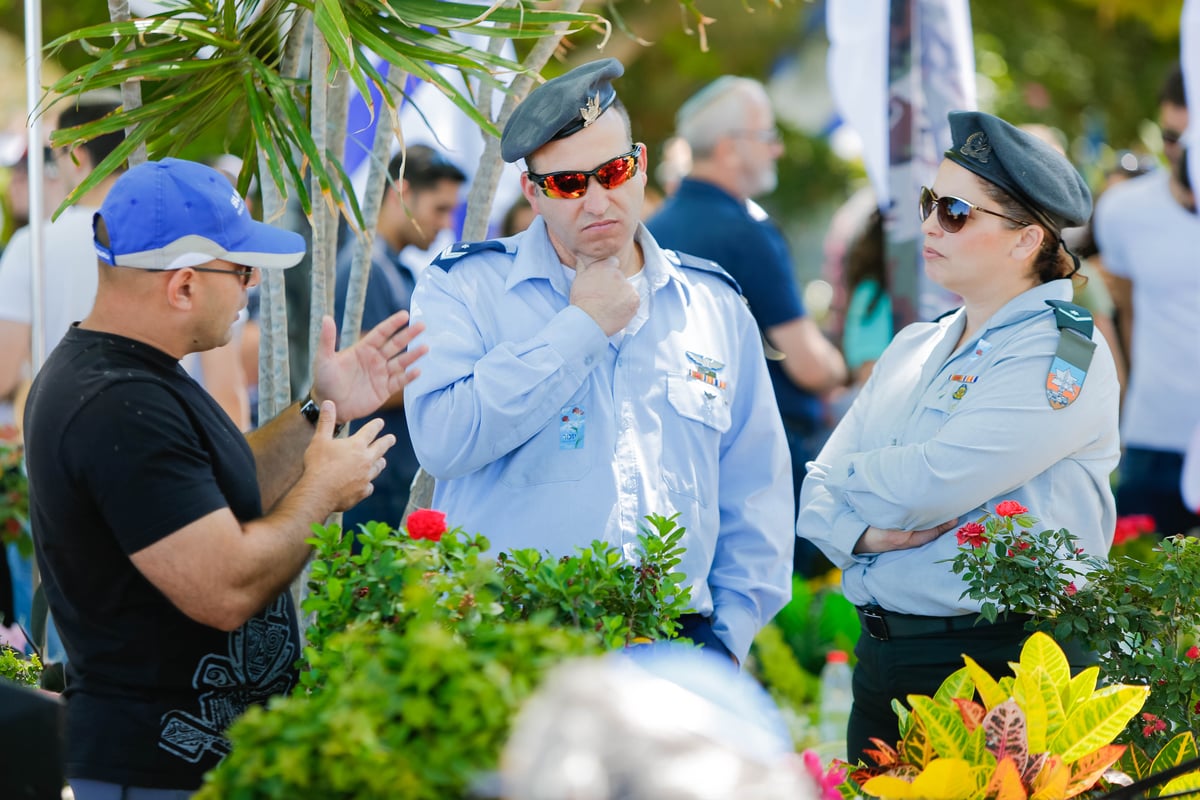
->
xmin=406 ymin=509 xmax=448 ymax=542
xmin=1065 ymin=582 xmax=1078 ymax=596
xmin=956 ymin=522 xmax=988 ymax=548
xmin=1188 ymin=646 xmax=1200 ymax=660
xmin=995 ymin=500 xmax=1028 ymax=518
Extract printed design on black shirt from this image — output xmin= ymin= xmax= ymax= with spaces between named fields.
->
xmin=158 ymin=594 xmax=297 ymax=764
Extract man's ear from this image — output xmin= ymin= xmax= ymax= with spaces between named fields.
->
xmin=520 ymin=172 xmax=541 ymax=214
xmin=164 ymin=269 xmax=196 ymax=311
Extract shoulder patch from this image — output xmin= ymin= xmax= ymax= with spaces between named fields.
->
xmin=663 ymin=249 xmax=743 ymax=295
xmin=430 ymin=240 xmax=508 ymax=271
xmin=1043 ymin=300 xmax=1096 ymax=410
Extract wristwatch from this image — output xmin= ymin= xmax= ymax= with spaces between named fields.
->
xmin=300 ymin=393 xmax=346 ymax=436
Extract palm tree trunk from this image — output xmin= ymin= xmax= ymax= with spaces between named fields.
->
xmin=106 ymin=0 xmax=148 ymax=166
xmin=408 ymin=0 xmax=586 ymax=519
xmin=461 ymin=0 xmax=586 ymax=240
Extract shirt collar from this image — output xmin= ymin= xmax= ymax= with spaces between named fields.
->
xmin=965 ymin=279 xmax=1074 ymax=341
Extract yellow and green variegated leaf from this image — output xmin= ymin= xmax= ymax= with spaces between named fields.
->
xmin=1063 ymin=744 xmax=1125 ymax=798
xmin=963 ymin=724 xmax=996 ymax=769
xmin=861 ymin=774 xmax=922 ymax=798
xmin=1160 ymin=771 xmax=1200 ymax=797
xmin=901 ymin=711 xmax=936 ymax=768
xmin=998 ymin=676 xmax=1017 ymax=698
xmin=1149 ymin=732 xmax=1200 ymax=775
xmin=1030 ymin=754 xmax=1069 ymax=800
xmin=1065 ymin=666 xmax=1099 ymax=715
xmin=1050 ymin=685 xmax=1149 ymax=763
xmin=964 ymin=655 xmax=1008 ymax=710
xmin=893 ymin=697 xmax=913 ymax=738
xmin=1018 ymin=632 xmax=1071 ymax=703
xmin=1011 ymin=668 xmax=1046 ymax=754
xmin=1117 ymin=741 xmax=1152 ymax=781
xmin=1013 ymin=667 xmax=1063 ymax=752
xmin=984 ymin=756 xmax=1028 ymax=800
xmin=910 ymin=696 xmax=972 ymax=760
xmin=909 ymin=758 xmax=977 ymax=800
xmin=934 ymin=667 xmax=976 ymax=703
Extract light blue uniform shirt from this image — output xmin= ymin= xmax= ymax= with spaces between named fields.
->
xmin=797 ymin=279 xmax=1120 ymax=615
xmin=405 ymin=219 xmax=794 ymax=661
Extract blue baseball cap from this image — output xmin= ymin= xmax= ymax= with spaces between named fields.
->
xmin=94 ymin=158 xmax=306 ymax=270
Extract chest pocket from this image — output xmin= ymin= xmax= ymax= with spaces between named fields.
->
xmin=666 ymin=372 xmax=733 ymax=433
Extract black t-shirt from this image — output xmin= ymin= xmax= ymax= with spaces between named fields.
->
xmin=23 ymin=326 xmax=300 ymax=789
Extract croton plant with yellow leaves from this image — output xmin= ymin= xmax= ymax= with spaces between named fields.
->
xmin=841 ymin=632 xmax=1200 ymax=800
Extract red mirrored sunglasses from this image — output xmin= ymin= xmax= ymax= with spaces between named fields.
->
xmin=527 ymin=145 xmax=642 ymax=200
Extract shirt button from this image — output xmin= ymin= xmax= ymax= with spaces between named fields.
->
xmin=584 ymin=356 xmax=594 ymax=365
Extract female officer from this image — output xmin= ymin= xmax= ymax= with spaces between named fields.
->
xmin=796 ymin=111 xmax=1120 ymax=763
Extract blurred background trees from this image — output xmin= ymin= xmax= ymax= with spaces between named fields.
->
xmin=0 ymin=0 xmax=1184 ymax=280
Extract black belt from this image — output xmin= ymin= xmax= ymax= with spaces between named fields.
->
xmin=856 ymin=605 xmax=1028 ymax=641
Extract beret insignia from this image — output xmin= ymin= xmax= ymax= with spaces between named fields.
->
xmin=959 ymin=131 xmax=992 ymax=163
xmin=581 ymin=92 xmax=602 ymax=127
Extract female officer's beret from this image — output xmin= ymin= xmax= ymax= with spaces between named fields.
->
xmin=945 ymin=110 xmax=1092 ymax=231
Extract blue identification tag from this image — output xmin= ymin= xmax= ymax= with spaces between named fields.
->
xmin=559 ymin=405 xmax=586 ymax=450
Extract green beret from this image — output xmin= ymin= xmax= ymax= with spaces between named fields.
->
xmin=945 ymin=110 xmax=1092 ymax=231
xmin=501 ymin=58 xmax=624 ymax=163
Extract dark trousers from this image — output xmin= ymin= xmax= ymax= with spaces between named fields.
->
xmin=676 ymin=613 xmax=733 ymax=662
xmin=1117 ymin=447 xmax=1200 ymax=537
xmin=846 ymin=616 xmax=1093 ymax=764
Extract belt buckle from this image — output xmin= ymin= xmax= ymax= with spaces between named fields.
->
xmin=861 ymin=607 xmax=890 ymax=641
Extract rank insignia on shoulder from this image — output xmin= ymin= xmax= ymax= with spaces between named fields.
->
xmin=430 ymin=239 xmax=508 ymax=270
xmin=1044 ymin=300 xmax=1095 ymax=410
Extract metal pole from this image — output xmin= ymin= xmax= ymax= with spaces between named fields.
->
xmin=23 ymin=0 xmax=49 ymax=662
xmin=24 ymin=0 xmax=45 ymax=372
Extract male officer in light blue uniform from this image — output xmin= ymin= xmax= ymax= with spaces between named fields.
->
xmin=405 ymin=59 xmax=794 ymax=665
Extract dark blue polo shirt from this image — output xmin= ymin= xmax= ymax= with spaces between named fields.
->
xmin=648 ymin=178 xmax=821 ymax=428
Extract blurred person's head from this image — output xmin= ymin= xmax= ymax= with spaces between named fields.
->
xmin=502 ymin=645 xmax=830 ymax=800
xmin=54 ymin=91 xmax=127 ymax=200
xmin=1158 ymin=63 xmax=1187 ymax=174
xmin=655 ymin=135 xmax=693 ymax=197
xmin=676 ymin=76 xmax=783 ymax=201
xmin=500 ymin=194 xmax=536 ymax=237
xmin=378 ymin=145 xmax=466 ymax=251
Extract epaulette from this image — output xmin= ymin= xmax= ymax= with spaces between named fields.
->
xmin=1043 ymin=299 xmax=1095 ymax=410
xmin=430 ymin=240 xmax=508 ymax=271
xmin=663 ymin=249 xmax=743 ymax=296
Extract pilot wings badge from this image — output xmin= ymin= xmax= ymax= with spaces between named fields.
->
xmin=581 ymin=92 xmax=602 ymax=127
xmin=686 ymin=350 xmax=727 ymax=390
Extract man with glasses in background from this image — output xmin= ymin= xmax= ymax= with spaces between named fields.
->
xmin=23 ymin=157 xmax=423 ymax=798
xmin=1093 ymin=63 xmax=1200 ymax=537
xmin=405 ymin=59 xmax=794 ymax=666
xmin=648 ymin=76 xmax=847 ymax=578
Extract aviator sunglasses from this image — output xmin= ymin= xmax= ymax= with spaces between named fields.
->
xmin=919 ymin=186 xmax=1031 ymax=233
xmin=526 ymin=145 xmax=643 ymax=200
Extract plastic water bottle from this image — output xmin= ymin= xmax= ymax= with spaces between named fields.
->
xmin=818 ymin=650 xmax=853 ymax=760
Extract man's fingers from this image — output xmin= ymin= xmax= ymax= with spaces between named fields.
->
xmin=315 ymin=400 xmax=338 ymax=438
xmin=318 ymin=315 xmax=337 ymax=359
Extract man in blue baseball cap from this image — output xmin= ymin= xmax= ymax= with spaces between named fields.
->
xmin=23 ymin=157 xmax=426 ymax=798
